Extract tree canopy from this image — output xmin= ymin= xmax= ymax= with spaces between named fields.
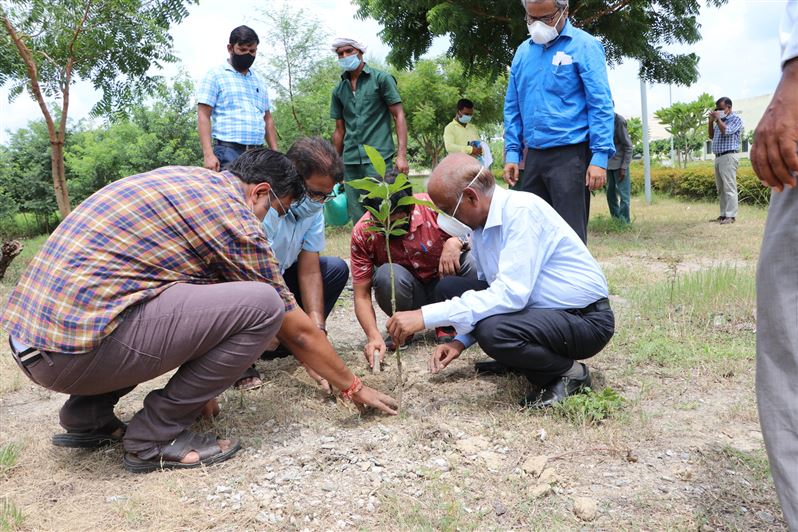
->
xmin=354 ymin=0 xmax=728 ymax=85
xmin=654 ymin=92 xmax=714 ymax=167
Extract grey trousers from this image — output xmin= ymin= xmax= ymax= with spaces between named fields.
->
xmin=757 ymin=186 xmax=798 ymax=528
xmin=23 ymin=282 xmax=285 ymax=455
xmin=372 ymin=252 xmax=475 ymax=316
xmin=714 ymin=153 xmax=739 ymax=218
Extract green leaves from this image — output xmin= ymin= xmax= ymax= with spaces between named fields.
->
xmin=654 ymin=93 xmax=715 ymax=167
xmin=364 ymin=145 xmax=387 ymax=179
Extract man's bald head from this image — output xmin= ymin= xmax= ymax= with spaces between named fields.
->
xmin=428 ymin=153 xmax=495 ymax=213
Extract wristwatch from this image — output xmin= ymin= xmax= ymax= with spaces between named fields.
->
xmin=458 ymin=236 xmax=470 ymax=251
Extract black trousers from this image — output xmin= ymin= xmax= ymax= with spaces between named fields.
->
xmin=282 ymin=256 xmax=349 ymax=318
xmin=521 ymin=141 xmax=591 ymax=243
xmin=435 ymin=277 xmax=615 ymax=385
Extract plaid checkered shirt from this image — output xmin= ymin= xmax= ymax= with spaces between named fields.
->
xmin=1 ymin=167 xmax=296 ymax=354
xmin=711 ymin=112 xmax=743 ymax=154
xmin=196 ymin=62 xmax=271 ymax=145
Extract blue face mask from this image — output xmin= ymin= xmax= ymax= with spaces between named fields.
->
xmin=338 ymin=54 xmax=362 ymax=72
xmin=458 ymin=114 xmax=473 ymax=124
xmin=290 ymin=196 xmax=324 ymax=219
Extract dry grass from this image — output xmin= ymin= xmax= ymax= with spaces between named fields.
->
xmin=0 ymin=193 xmax=786 ymax=529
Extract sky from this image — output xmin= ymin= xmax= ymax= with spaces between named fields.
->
xmin=0 ymin=0 xmax=791 ymax=145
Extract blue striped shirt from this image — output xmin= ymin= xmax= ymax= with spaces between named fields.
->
xmin=197 ymin=62 xmax=271 ymax=145
xmin=504 ymin=20 xmax=615 ymax=168
xmin=711 ymin=113 xmax=743 ymax=154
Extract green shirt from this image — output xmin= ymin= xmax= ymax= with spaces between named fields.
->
xmin=443 ymin=118 xmax=480 ymax=155
xmin=330 ymin=64 xmax=402 ymax=165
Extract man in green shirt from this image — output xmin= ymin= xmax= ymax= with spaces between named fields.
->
xmin=330 ymin=37 xmax=409 ymax=223
xmin=444 ymin=99 xmax=482 ymax=157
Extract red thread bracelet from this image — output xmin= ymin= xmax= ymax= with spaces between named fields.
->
xmin=341 ymin=375 xmax=363 ymax=400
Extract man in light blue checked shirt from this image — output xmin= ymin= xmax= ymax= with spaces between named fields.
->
xmin=503 ymin=0 xmax=615 ymax=244
xmin=197 ymin=25 xmax=279 ymax=171
xmin=708 ymin=96 xmax=743 ymax=224
xmin=387 ymin=154 xmax=615 ymax=409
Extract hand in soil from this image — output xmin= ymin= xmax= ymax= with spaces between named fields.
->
xmin=386 ymin=310 xmax=425 ymax=346
xmin=429 ymin=341 xmax=465 ymax=374
xmin=364 ymin=336 xmax=386 ymax=370
xmin=351 ymin=385 xmax=399 ymax=415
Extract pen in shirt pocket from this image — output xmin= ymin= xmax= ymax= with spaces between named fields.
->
xmin=421 ymin=244 xmax=429 ymax=253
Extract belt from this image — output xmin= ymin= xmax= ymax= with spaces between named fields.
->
xmin=214 ymin=139 xmax=262 ymax=151
xmin=8 ymin=337 xmax=44 ymax=367
xmin=715 ymin=150 xmax=736 ymax=157
xmin=578 ymin=298 xmax=611 ymax=314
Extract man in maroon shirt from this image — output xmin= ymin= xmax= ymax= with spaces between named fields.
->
xmin=350 ymin=172 xmax=475 ymax=369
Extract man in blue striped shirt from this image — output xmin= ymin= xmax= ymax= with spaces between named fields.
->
xmin=197 ymin=26 xmax=279 ymax=171
xmin=503 ymin=0 xmax=615 ymax=243
xmin=708 ymin=96 xmax=743 ymax=224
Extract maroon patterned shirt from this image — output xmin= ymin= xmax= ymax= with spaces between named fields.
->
xmin=350 ymin=194 xmax=451 ymax=285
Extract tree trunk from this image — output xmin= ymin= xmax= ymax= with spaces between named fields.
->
xmin=0 ymin=240 xmax=23 ymax=281
xmin=50 ymin=140 xmax=71 ymax=218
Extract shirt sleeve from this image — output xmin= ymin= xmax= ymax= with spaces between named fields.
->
xmin=722 ymin=115 xmax=743 ymax=136
xmin=422 ymin=206 xmax=547 ymax=334
xmin=213 ymin=226 xmax=297 ymax=311
xmin=503 ymin=50 xmax=524 ymax=165
xmin=330 ymin=88 xmax=343 ymax=120
xmin=301 ymin=212 xmax=326 ymax=253
xmin=196 ymin=69 xmax=219 ymax=107
xmin=782 ymin=1 xmax=798 ymax=67
xmin=617 ymin=117 xmax=633 ymax=169
xmin=579 ymin=38 xmax=616 ymax=168
xmin=350 ymin=223 xmax=375 ymax=284
xmin=380 ymin=72 xmax=402 ymax=106
xmin=444 ymin=123 xmax=474 ymax=155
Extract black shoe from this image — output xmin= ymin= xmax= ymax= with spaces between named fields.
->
xmin=260 ymin=344 xmax=291 ymax=360
xmin=521 ymin=365 xmax=592 ymax=408
xmin=474 ymin=360 xmax=514 ymax=376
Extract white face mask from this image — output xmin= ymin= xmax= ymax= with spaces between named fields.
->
xmin=436 ymin=169 xmax=484 ymax=239
xmin=527 ymin=10 xmax=564 ymax=45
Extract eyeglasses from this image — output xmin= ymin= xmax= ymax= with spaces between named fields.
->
xmin=269 ymin=188 xmax=291 ymax=216
xmin=524 ymin=9 xmax=561 ymax=25
xmin=445 ymin=167 xmax=486 ymax=218
xmin=306 ymin=188 xmax=336 ymax=204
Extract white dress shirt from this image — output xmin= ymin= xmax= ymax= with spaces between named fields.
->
xmin=782 ymin=0 xmax=798 ymax=67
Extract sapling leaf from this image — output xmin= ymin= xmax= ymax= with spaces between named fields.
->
xmin=364 ymin=205 xmax=382 ymax=220
xmin=396 ymin=197 xmax=438 ymax=211
xmin=347 ymin=177 xmax=381 ymax=193
xmin=364 ymin=145 xmax=386 ymax=178
xmin=389 ymin=228 xmax=408 ymax=236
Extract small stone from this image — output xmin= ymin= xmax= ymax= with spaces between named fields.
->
xmin=538 ymin=468 xmax=559 ymax=485
xmin=573 ymin=497 xmax=598 ymax=522
xmin=432 ymin=457 xmax=449 ymax=470
xmin=105 ymin=495 xmax=127 ymax=503
xmin=456 ymin=436 xmax=490 ymax=454
xmin=492 ymin=500 xmax=507 ymax=516
xmin=536 ymin=428 xmax=547 ymax=442
xmin=529 ymin=484 xmax=552 ymax=499
xmin=477 ymin=451 xmax=504 ymax=470
xmin=216 ymin=485 xmax=232 ymax=494
xmin=522 ymin=455 xmax=548 ymax=478
xmin=756 ymin=510 xmax=775 ymax=523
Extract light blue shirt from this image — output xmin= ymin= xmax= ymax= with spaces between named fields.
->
xmin=422 ymin=186 xmax=609 ymax=348
xmin=196 ymin=61 xmax=271 ymax=145
xmin=503 ymin=20 xmax=615 ymax=168
xmin=262 ymin=209 xmax=325 ymax=273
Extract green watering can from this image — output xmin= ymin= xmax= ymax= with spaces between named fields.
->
xmin=323 ymin=183 xmax=349 ymax=227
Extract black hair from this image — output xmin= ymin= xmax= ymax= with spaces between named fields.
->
xmin=229 ymin=25 xmax=259 ymax=46
xmin=457 ymin=98 xmax=474 ymax=111
xmin=361 ymin=167 xmax=414 ymax=215
xmin=228 ymin=148 xmax=304 ymax=199
xmin=716 ymin=97 xmax=733 ymax=108
xmin=287 ymin=137 xmax=344 ymax=184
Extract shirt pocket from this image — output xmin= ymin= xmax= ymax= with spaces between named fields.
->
xmin=543 ymin=63 xmax=580 ymax=98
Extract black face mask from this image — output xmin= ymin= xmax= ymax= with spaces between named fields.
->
xmin=231 ymin=52 xmax=255 ymax=71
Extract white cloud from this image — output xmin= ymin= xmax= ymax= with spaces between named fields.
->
xmin=0 ymin=0 xmax=790 ymax=144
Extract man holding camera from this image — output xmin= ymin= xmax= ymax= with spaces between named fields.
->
xmin=708 ymin=96 xmax=743 ymax=224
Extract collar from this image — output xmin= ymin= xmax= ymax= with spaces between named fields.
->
xmin=341 ymin=63 xmax=371 ymax=80
xmin=484 ymin=186 xmax=510 ymax=230
xmin=222 ymin=170 xmax=249 ymax=203
xmin=223 ymin=60 xmax=252 ymax=77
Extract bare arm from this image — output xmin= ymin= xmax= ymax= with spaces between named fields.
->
xmin=389 ymin=103 xmax=409 ymax=174
xmin=353 ymin=280 xmax=387 ymax=368
xmin=264 ymin=111 xmax=279 ymax=150
xmin=333 ymin=119 xmax=346 ymax=155
xmin=708 ymin=115 xmax=715 ymax=139
xmin=297 ymin=251 xmax=325 ymax=330
xmin=198 ymin=104 xmax=219 ymax=171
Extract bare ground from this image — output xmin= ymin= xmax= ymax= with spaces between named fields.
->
xmin=0 ymin=197 xmax=786 ymax=530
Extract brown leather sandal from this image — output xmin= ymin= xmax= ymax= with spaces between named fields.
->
xmin=233 ymin=364 xmax=263 ymax=391
xmin=123 ymin=430 xmax=241 ymax=473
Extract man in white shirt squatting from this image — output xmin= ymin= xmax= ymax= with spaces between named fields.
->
xmin=386 ymin=153 xmax=615 ymax=407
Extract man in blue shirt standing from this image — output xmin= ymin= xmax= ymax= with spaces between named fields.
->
xmin=197 ymin=26 xmax=279 ymax=171
xmin=234 ymin=137 xmax=350 ymax=391
xmin=708 ymin=97 xmax=743 ymax=224
xmin=386 ymin=153 xmax=615 ymax=407
xmin=503 ymin=0 xmax=615 ymax=243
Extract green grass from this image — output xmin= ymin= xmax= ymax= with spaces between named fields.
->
xmin=554 ymin=387 xmax=625 ymax=425
xmin=0 ymin=498 xmax=24 ymax=531
xmin=0 ymin=444 xmax=21 ymax=476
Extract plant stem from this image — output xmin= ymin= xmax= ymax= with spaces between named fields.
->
xmin=385 ymin=232 xmax=403 ymax=411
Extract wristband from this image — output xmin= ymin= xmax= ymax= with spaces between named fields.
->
xmin=341 ymin=375 xmax=363 ymax=400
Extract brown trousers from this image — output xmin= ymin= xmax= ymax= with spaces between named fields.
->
xmin=22 ymin=282 xmax=285 ymax=454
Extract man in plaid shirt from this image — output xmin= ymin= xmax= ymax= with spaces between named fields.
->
xmin=2 ymin=149 xmax=397 ymax=473
xmin=197 ymin=25 xmax=279 ymax=171
xmin=708 ymin=96 xmax=744 ymax=224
